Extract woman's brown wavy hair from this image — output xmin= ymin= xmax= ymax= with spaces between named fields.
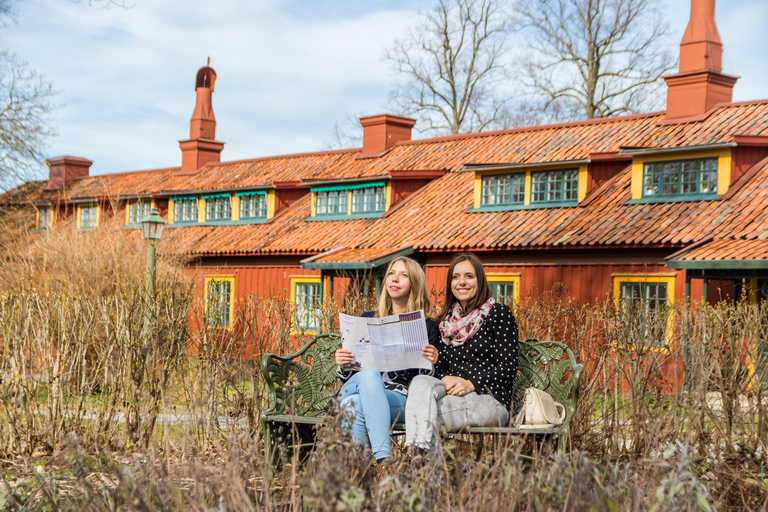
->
xmin=438 ymin=252 xmax=492 ymax=321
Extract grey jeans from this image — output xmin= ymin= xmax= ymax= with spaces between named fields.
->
xmin=405 ymin=375 xmax=510 ymax=450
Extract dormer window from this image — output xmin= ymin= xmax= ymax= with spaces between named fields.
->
xmin=204 ymin=194 xmax=232 ymax=221
xmin=643 ymin=158 xmax=718 ymax=197
xmin=128 ymin=200 xmax=152 ymax=226
xmin=173 ymin=196 xmax=198 ymax=223
xmin=238 ymin=191 xmax=267 ymax=220
xmin=626 ymin=147 xmax=730 ymax=204
xmin=472 ymin=163 xmax=586 ymax=212
xmin=78 ymin=204 xmax=98 ymax=230
xmin=309 ymin=181 xmax=388 ymax=221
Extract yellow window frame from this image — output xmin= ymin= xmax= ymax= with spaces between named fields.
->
xmin=290 ymin=275 xmax=323 ymax=334
xmin=204 ymin=275 xmax=235 ymax=330
xmin=487 ymin=273 xmax=521 ymax=306
xmin=612 ymin=273 xmax=676 ymax=350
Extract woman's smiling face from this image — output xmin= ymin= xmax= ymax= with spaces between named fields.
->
xmin=386 ymin=259 xmax=411 ymax=301
xmin=451 ymin=260 xmax=477 ymax=309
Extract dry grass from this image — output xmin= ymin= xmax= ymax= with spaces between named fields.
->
xmin=0 ymin=221 xmax=765 ymax=509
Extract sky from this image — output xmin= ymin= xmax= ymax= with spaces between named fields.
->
xmin=3 ymin=0 xmax=768 ymax=179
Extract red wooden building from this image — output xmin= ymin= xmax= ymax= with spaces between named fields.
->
xmin=10 ymin=0 xmax=768 ymax=339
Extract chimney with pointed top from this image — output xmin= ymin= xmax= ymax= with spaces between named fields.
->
xmin=179 ymin=60 xmax=225 ymax=173
xmin=663 ymin=0 xmax=738 ymax=122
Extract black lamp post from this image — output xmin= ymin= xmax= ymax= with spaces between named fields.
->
xmin=140 ymin=208 xmax=166 ymax=338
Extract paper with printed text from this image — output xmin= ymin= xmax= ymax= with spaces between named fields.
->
xmin=339 ymin=310 xmax=432 ymax=372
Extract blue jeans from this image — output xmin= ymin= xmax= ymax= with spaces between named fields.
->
xmin=337 ymin=369 xmax=407 ymax=460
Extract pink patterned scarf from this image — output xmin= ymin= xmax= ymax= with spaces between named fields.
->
xmin=439 ymin=296 xmax=495 ymax=347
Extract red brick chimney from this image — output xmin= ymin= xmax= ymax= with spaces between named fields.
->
xmin=179 ymin=59 xmax=225 ymax=173
xmin=44 ymin=156 xmax=92 ymax=190
xmin=358 ymin=114 xmax=416 ymax=158
xmin=663 ymin=0 xmax=738 ymax=122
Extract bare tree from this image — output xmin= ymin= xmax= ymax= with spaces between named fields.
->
xmin=385 ymin=0 xmax=513 ymax=135
xmin=515 ymin=0 xmax=675 ymax=121
xmin=0 ymin=1 xmax=57 ymax=191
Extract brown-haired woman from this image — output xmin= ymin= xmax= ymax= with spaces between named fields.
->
xmin=334 ymin=256 xmax=440 ymax=464
xmin=404 ymin=252 xmax=518 ymax=451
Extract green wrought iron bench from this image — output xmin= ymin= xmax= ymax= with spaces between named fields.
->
xmin=260 ymin=333 xmax=583 ymax=465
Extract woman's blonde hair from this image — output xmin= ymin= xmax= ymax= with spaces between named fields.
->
xmin=375 ymin=256 xmax=432 ymax=317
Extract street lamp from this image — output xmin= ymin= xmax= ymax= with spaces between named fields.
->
xmin=140 ymin=207 xmax=166 ymax=340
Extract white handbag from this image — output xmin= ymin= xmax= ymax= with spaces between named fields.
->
xmin=514 ymin=387 xmax=566 ymax=428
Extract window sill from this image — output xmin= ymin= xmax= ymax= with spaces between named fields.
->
xmin=305 ymin=212 xmax=384 ymax=221
xmin=468 ymin=201 xmax=578 ymax=212
xmin=166 ymin=219 xmax=268 ymax=228
xmin=624 ymin=193 xmax=719 ymax=204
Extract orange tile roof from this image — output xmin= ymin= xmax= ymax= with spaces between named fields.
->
xmin=670 ymin=239 xmax=768 ymax=261
xmin=8 ymin=100 xmax=768 ymax=260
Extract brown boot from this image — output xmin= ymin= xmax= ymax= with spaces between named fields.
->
xmin=376 ymin=461 xmax=393 ymax=483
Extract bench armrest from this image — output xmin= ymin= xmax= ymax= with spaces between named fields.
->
xmin=260 ymin=333 xmax=342 ymax=419
xmin=514 ymin=339 xmax=583 ymax=428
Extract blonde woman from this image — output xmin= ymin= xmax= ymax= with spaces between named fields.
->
xmin=334 ymin=256 xmax=439 ymax=464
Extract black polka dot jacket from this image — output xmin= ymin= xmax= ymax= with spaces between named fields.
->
xmin=434 ymin=302 xmax=519 ymax=408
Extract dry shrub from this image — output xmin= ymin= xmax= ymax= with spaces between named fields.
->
xmin=5 ymin=426 xmax=735 ymax=511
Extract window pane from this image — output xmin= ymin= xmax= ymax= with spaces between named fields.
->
xmin=296 ymin=282 xmax=322 ymax=331
xmin=493 ymin=282 xmax=515 ymax=304
xmin=39 ymin=208 xmax=51 ymax=230
xmin=619 ymin=280 xmax=668 ymax=347
xmin=481 ymin=176 xmax=496 ymax=205
xmin=510 ymin=174 xmax=525 ymax=203
xmin=662 ymin=162 xmax=679 ymax=195
xmin=497 ymin=176 xmax=510 ymax=204
xmin=644 ymin=163 xmax=662 ymax=196
xmin=352 ymin=189 xmax=364 ymax=212
xmin=317 ymin=192 xmax=327 ymax=215
xmin=547 ymin=171 xmax=562 ymax=201
xmin=375 ymin=187 xmax=386 ymax=211
xmin=207 ymin=280 xmax=231 ymax=327
xmin=339 ymin=191 xmax=349 ymax=214
xmin=564 ymin=170 xmax=579 ymax=201
xmin=531 ymin=173 xmax=547 ymax=202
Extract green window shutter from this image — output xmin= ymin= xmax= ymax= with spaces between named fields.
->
xmin=235 ymin=190 xmax=267 ymax=197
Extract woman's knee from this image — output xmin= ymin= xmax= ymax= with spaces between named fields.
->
xmin=409 ymin=375 xmax=444 ymax=398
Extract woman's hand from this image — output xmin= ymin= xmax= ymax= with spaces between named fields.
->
xmin=441 ymin=375 xmax=475 ymax=396
xmin=335 ymin=348 xmax=355 ymax=366
xmin=422 ymin=345 xmax=438 ymax=365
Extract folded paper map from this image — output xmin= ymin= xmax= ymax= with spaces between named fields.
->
xmin=339 ymin=310 xmax=432 ymax=372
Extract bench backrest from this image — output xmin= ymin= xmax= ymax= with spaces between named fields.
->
xmin=261 ymin=334 xmax=582 ymax=425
